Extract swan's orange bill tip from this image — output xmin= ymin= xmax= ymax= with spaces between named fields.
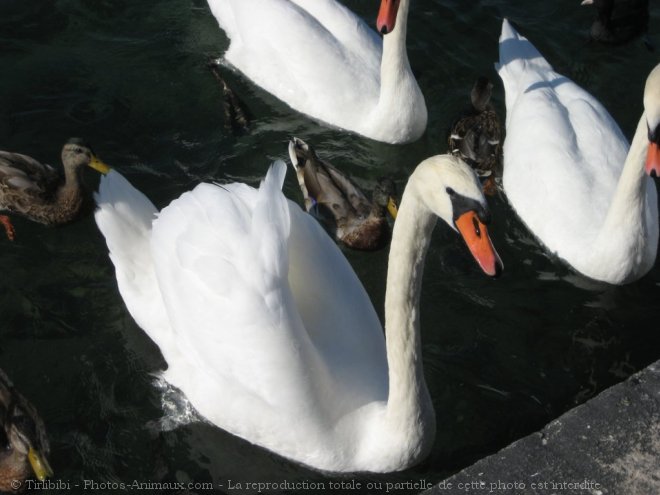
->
xmin=646 ymin=142 xmax=660 ymax=177
xmin=455 ymin=211 xmax=503 ymax=277
xmin=377 ymin=0 xmax=398 ymax=35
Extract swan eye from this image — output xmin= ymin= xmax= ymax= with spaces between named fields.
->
xmin=473 ymin=215 xmax=481 ymax=237
xmin=446 ymin=187 xmax=456 ymax=197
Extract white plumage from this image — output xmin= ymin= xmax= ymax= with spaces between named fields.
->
xmin=497 ymin=19 xmax=658 ymax=284
xmin=95 ymin=155 xmax=501 ymax=472
xmin=206 ymin=0 xmax=426 ymax=144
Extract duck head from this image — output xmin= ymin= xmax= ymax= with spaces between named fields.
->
xmin=61 ymin=138 xmax=111 ymax=175
xmin=373 ymin=177 xmax=399 ymax=219
xmin=0 ymin=371 xmax=52 ymax=492
xmin=471 ymin=77 xmax=494 ymax=113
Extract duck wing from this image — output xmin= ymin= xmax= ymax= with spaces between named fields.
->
xmin=451 ymin=108 xmax=502 ymax=175
xmin=0 ymin=151 xmax=60 ymax=201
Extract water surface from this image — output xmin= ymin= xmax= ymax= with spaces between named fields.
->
xmin=0 ymin=0 xmax=659 ymax=493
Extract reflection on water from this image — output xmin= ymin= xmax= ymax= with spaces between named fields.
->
xmin=0 ymin=0 xmax=659 ymax=493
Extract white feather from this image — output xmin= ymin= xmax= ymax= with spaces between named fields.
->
xmin=206 ymin=0 xmax=426 ymax=144
xmin=497 ymin=19 xmax=658 ymax=284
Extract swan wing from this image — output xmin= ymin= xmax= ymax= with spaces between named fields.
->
xmin=96 ymin=164 xmax=387 ymax=464
xmin=497 ymin=19 xmax=629 ymax=258
xmin=151 ymin=160 xmax=386 ymax=408
xmin=94 ymin=171 xmax=179 ymax=356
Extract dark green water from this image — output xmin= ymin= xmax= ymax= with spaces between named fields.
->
xmin=0 ymin=0 xmax=659 ymax=493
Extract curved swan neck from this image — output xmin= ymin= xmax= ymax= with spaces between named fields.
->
xmin=380 ymin=0 xmax=412 ymax=99
xmin=599 ymin=112 xmax=651 ymax=237
xmin=383 ymin=180 xmax=435 ymax=430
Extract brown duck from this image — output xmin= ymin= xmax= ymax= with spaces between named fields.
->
xmin=0 ymin=138 xmax=110 ymax=240
xmin=288 ymin=137 xmax=397 ymax=251
xmin=448 ymin=77 xmax=502 ymax=195
xmin=0 ymin=368 xmax=52 ymax=493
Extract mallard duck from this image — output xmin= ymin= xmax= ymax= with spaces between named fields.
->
xmin=448 ymin=77 xmax=502 ymax=195
xmin=0 ymin=368 xmax=52 ymax=492
xmin=581 ymin=0 xmax=650 ymax=47
xmin=287 ymin=137 xmax=397 ymax=251
xmin=0 ymin=138 xmax=110 ymax=240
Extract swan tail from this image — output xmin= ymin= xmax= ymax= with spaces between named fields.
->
xmin=495 ymin=19 xmax=553 ymax=101
xmin=253 ymin=160 xmax=291 ymax=279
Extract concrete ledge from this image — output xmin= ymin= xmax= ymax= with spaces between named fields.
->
xmin=424 ymin=360 xmax=660 ymax=494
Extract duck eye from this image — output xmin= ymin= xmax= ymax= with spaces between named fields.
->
xmin=75 ymin=147 xmax=84 ymax=154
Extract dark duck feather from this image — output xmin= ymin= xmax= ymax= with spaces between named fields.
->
xmin=0 ymin=138 xmax=110 ymax=240
xmin=582 ymin=0 xmax=650 ymax=47
xmin=0 ymin=368 xmax=52 ymax=493
xmin=288 ymin=137 xmax=397 ymax=251
xmin=208 ymin=60 xmax=251 ymax=135
xmin=448 ymin=77 xmax=502 ymax=194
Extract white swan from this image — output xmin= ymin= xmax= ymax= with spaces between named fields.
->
xmin=496 ymin=19 xmax=659 ymax=285
xmin=205 ymin=0 xmax=426 ymax=144
xmin=94 ymin=155 xmax=502 ymax=473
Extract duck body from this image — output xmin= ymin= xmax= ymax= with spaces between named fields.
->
xmin=95 ymin=155 xmax=501 ymax=472
xmin=288 ymin=137 xmax=395 ymax=251
xmin=582 ymin=0 xmax=649 ymax=45
xmin=0 ymin=369 xmax=52 ymax=493
xmin=0 ymin=139 xmax=110 ymax=240
xmin=206 ymin=0 xmax=426 ymax=144
xmin=448 ymin=77 xmax=502 ymax=183
xmin=497 ymin=19 xmax=658 ymax=284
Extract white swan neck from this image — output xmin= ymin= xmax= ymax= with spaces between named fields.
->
xmin=598 ymin=113 xmax=650 ymax=240
xmin=379 ymin=0 xmax=412 ymax=102
xmin=383 ymin=180 xmax=435 ymax=444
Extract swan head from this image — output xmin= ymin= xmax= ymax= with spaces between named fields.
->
xmin=645 ymin=64 xmax=660 ymax=177
xmin=377 ymin=0 xmax=401 ymax=35
xmin=411 ymin=155 xmax=503 ymax=277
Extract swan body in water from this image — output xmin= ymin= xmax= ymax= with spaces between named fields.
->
xmin=497 ymin=19 xmax=659 ymax=284
xmin=206 ymin=0 xmax=427 ymax=144
xmin=95 ymin=155 xmax=502 ymax=472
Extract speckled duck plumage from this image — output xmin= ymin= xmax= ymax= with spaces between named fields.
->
xmin=448 ymin=77 xmax=503 ymax=182
xmin=0 ymin=138 xmax=110 ymax=240
xmin=288 ymin=137 xmax=397 ymax=251
xmin=0 ymin=368 xmax=52 ymax=493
